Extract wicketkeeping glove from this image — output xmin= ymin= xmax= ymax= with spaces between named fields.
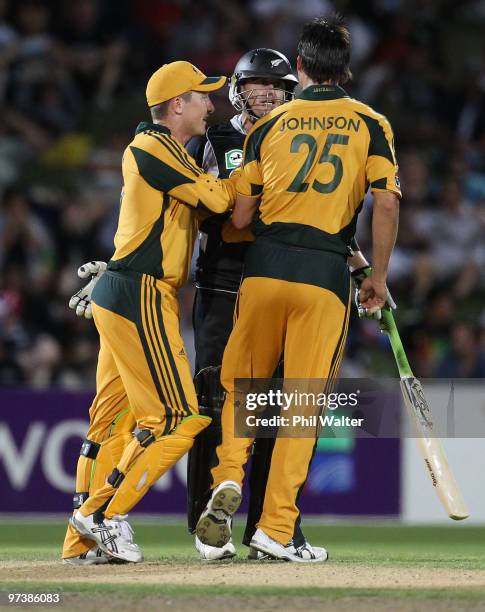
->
xmin=351 ymin=265 xmax=397 ymax=320
xmin=69 ymin=261 xmax=107 ymax=319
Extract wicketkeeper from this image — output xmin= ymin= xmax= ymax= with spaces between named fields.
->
xmin=66 ymin=61 xmax=237 ymax=563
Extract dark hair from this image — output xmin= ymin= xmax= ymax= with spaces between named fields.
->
xmin=297 ymin=15 xmax=352 ymax=85
xmin=150 ymin=92 xmax=192 ymax=121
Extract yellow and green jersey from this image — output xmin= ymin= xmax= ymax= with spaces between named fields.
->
xmin=237 ymin=84 xmax=401 ymax=257
xmin=108 ymin=122 xmax=236 ymax=288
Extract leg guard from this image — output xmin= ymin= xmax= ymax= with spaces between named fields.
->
xmin=106 ymin=415 xmax=211 ymax=517
xmin=62 ymin=428 xmax=135 ymax=558
xmin=78 ymin=433 xmax=147 ymax=517
xmin=89 ymin=431 xmax=134 ymax=492
xmin=187 ymin=366 xmax=225 ymax=532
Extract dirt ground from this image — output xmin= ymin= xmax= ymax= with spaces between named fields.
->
xmin=0 ymin=594 xmax=482 ymax=612
xmin=1 ymin=559 xmax=485 ymax=589
xmin=1 ymin=561 xmax=485 ymax=611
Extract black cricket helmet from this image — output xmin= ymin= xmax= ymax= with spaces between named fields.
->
xmin=229 ymin=48 xmax=298 ymax=116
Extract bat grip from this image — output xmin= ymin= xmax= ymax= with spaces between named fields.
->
xmin=381 ymin=309 xmax=413 ymax=378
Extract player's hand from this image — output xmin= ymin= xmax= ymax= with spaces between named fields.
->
xmin=68 ymin=261 xmax=107 ymax=319
xmin=351 ymin=266 xmax=396 ymax=320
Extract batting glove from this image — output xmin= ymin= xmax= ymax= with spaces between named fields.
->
xmin=351 ymin=265 xmax=396 ymax=320
xmin=69 ymin=260 xmax=107 ymax=319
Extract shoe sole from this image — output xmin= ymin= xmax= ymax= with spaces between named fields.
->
xmin=196 ymin=487 xmax=241 ymax=547
xmin=107 ymin=556 xmax=131 ymax=564
xmin=62 ymin=557 xmax=109 ymax=566
xmin=251 ymin=540 xmax=329 ymax=564
xmin=200 ymin=550 xmax=237 ymax=562
xmin=247 ymin=551 xmax=278 ymax=561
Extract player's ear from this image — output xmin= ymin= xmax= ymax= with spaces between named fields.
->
xmin=171 ymin=95 xmax=185 ymax=115
xmin=296 ymin=55 xmax=303 ymax=72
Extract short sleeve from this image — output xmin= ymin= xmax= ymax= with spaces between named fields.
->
xmin=236 ymin=159 xmax=263 ymax=198
xmin=357 ymin=111 xmax=402 ymax=198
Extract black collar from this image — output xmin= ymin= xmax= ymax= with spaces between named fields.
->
xmin=135 ymin=121 xmax=171 ymax=135
xmin=297 ymin=85 xmax=349 ymax=101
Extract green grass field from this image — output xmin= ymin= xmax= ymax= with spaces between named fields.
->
xmin=1 ymin=520 xmax=485 ymax=567
xmin=1 ymin=519 xmax=484 ymax=611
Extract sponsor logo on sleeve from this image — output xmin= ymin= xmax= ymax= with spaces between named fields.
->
xmin=225 ymin=149 xmax=243 ymax=170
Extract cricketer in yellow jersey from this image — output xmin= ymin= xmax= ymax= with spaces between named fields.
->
xmin=196 ymin=15 xmax=401 ymax=562
xmin=67 ymin=61 xmax=238 ymax=563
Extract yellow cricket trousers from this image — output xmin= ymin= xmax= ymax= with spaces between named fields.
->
xmin=77 ymin=270 xmax=209 ymax=519
xmin=211 ymin=274 xmax=350 ymax=545
xmin=62 ymin=334 xmax=136 ymax=559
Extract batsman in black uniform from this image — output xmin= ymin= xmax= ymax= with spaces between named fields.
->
xmin=186 ymin=48 xmax=301 ymax=560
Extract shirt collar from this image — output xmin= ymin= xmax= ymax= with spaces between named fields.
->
xmin=296 ymin=84 xmax=349 ymax=101
xmin=135 ymin=121 xmax=171 ymax=135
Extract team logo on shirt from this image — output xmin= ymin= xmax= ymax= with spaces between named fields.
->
xmin=225 ymin=149 xmax=243 ymax=169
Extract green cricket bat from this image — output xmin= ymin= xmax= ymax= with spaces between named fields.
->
xmin=380 ymin=309 xmax=469 ymax=520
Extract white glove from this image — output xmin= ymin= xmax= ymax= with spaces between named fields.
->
xmin=69 ymin=261 xmax=107 ymax=319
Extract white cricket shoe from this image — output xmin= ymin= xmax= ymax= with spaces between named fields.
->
xmin=62 ymin=546 xmax=110 ymax=565
xmin=70 ymin=511 xmax=143 ymax=563
xmin=250 ymin=528 xmax=329 ymax=563
xmin=195 ymin=535 xmax=236 ymax=561
xmin=195 ymin=480 xmax=242 ymax=548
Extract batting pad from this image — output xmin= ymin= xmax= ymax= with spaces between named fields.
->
xmin=105 ymin=415 xmax=212 ymax=517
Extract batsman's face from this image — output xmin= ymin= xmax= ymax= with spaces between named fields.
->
xmin=240 ymin=78 xmax=287 ymax=118
xmin=182 ymin=91 xmax=214 ymax=136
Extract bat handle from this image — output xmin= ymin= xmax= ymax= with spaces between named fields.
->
xmin=380 ymin=309 xmax=413 ymax=378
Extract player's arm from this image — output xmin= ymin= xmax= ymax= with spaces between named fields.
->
xmin=370 ymin=191 xmax=399 ymax=282
xmin=169 ymin=136 xmax=236 ymax=213
xmin=129 ymin=137 xmax=236 ymax=215
xmin=353 ymin=196 xmax=399 ymax=317
xmin=359 ymin=114 xmax=401 ymax=313
xmin=232 ymin=194 xmax=259 ymax=229
xmin=360 ymin=195 xmax=399 ymax=313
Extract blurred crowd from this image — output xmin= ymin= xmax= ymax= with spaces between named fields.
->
xmin=0 ymin=0 xmax=484 ymax=388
